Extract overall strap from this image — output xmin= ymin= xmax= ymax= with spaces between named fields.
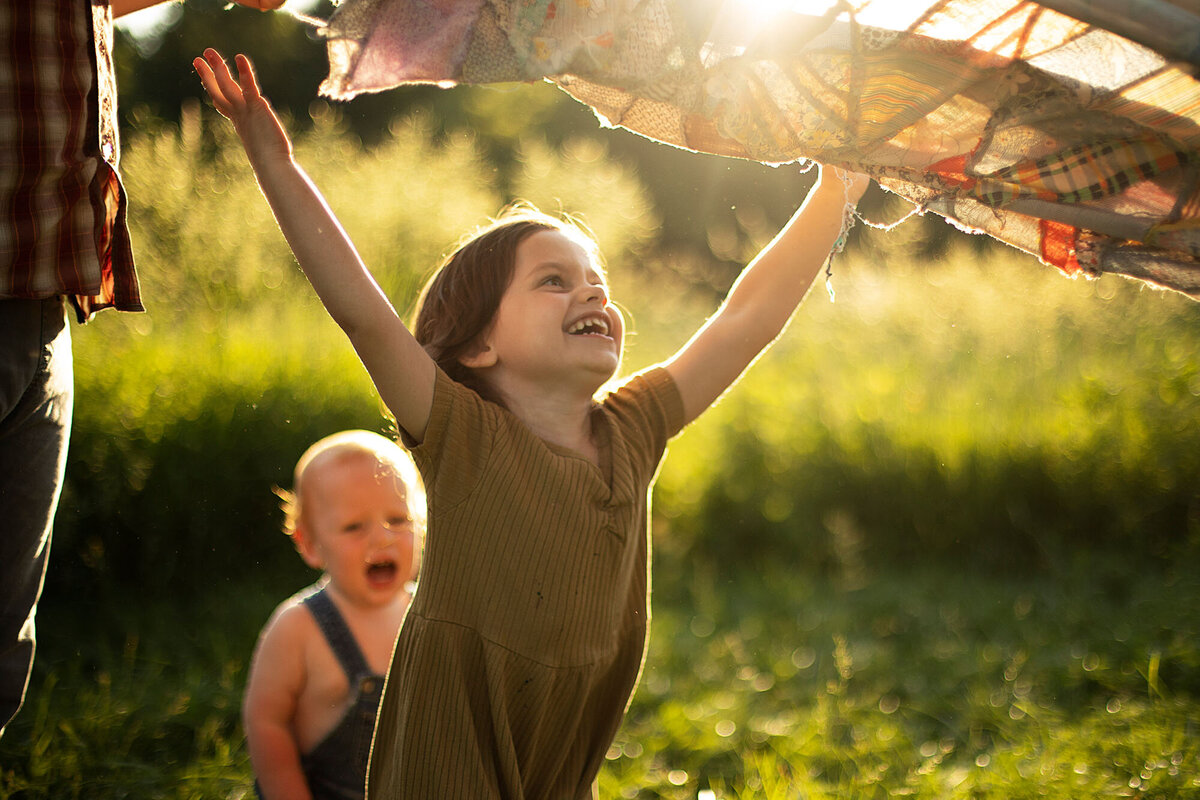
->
xmin=302 ymin=587 xmax=373 ymax=680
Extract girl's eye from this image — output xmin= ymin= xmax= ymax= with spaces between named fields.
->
xmin=385 ymin=517 xmax=411 ymax=529
xmin=542 ymin=275 xmax=564 ymax=287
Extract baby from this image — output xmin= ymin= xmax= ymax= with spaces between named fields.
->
xmin=243 ymin=430 xmax=423 ymax=800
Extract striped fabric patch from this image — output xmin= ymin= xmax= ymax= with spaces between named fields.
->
xmin=855 ymin=50 xmax=985 ymax=150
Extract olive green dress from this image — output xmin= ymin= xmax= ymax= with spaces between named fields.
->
xmin=367 ymin=367 xmax=684 ymax=799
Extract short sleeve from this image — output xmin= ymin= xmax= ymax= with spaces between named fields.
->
xmin=402 ymin=366 xmax=500 ymax=513
xmin=602 ymin=366 xmax=686 ymax=482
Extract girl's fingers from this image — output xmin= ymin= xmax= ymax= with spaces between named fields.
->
xmin=202 ymin=49 xmax=246 ymax=109
xmin=194 ymin=60 xmax=233 ymax=116
xmin=195 ymin=67 xmax=240 ymax=120
xmin=234 ymin=54 xmax=263 ymax=101
xmin=193 ymin=57 xmax=222 ymax=101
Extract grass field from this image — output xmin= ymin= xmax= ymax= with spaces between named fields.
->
xmin=4 ymin=254 xmax=1198 ymax=798
xmin=1 ymin=554 xmax=1197 ymax=798
xmin=608 ymin=557 xmax=1200 ymax=798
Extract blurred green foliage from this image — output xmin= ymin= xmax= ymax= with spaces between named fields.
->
xmin=51 ymin=102 xmax=661 ymax=601
xmin=47 ymin=97 xmax=1200 ymax=606
xmin=654 ymin=251 xmax=1200 ymax=576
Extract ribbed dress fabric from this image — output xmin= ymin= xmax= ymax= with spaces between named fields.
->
xmin=367 ymin=366 xmax=684 ymax=799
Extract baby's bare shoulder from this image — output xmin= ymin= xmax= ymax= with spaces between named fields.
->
xmin=256 ymin=596 xmax=321 ymax=654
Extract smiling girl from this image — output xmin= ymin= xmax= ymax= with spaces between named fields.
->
xmin=196 ymin=48 xmax=867 ymax=799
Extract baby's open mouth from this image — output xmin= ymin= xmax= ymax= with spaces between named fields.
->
xmin=366 ymin=560 xmax=398 ymax=586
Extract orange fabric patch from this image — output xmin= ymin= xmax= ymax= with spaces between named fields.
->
xmin=1039 ymin=219 xmax=1080 ymax=275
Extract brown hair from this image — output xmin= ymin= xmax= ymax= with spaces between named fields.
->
xmin=412 ymin=204 xmax=601 ymax=403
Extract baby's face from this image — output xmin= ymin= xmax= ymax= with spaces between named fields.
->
xmin=300 ymin=454 xmax=418 ymax=609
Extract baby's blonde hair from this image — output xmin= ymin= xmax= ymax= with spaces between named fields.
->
xmin=276 ymin=430 xmax=425 ymax=538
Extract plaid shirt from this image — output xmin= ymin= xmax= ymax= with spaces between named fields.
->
xmin=0 ymin=0 xmax=141 ymax=321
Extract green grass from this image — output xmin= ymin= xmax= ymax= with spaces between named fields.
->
xmin=0 ymin=591 xmax=263 ymax=799
xmin=604 ymin=556 xmax=1200 ymax=798
xmin=2 ymin=556 xmax=1197 ymax=798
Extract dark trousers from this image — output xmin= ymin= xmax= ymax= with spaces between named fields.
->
xmin=0 ymin=296 xmax=72 ymax=737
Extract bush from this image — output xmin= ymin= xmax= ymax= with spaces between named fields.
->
xmin=653 ymin=247 xmax=1200 ymax=576
xmin=56 ymin=306 xmax=381 ymax=599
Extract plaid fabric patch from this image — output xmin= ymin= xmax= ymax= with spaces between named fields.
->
xmin=973 ymin=133 xmax=1191 ymax=207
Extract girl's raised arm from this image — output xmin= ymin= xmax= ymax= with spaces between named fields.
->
xmin=663 ymin=165 xmax=869 ymax=425
xmin=194 ymin=50 xmax=435 ymax=441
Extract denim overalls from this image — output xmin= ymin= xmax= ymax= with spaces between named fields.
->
xmin=296 ymin=586 xmax=385 ymax=800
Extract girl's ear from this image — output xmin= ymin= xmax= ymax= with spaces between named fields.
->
xmin=458 ymin=341 xmax=498 ymax=369
xmin=292 ymin=525 xmax=324 ymax=570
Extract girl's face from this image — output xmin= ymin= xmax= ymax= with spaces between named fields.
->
xmin=295 ymin=454 xmax=418 ymax=610
xmin=473 ymin=229 xmax=624 ymax=392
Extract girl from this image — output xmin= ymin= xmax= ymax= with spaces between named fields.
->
xmin=195 ymin=48 xmax=867 ymax=799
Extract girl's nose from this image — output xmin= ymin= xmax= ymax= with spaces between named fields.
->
xmin=583 ymin=283 xmax=609 ymax=306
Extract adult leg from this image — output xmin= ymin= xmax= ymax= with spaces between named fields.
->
xmin=0 ymin=297 xmax=73 ymax=738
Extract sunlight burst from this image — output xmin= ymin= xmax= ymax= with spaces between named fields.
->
xmin=718 ymin=0 xmax=929 ymax=36
xmin=751 ymin=0 xmax=840 ymax=15
xmin=706 ymin=0 xmax=847 ymax=54
xmin=725 ymin=0 xmax=842 ymax=26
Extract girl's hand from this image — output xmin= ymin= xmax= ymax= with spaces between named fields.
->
xmin=817 ymin=164 xmax=871 ymax=206
xmin=194 ymin=49 xmax=292 ymax=167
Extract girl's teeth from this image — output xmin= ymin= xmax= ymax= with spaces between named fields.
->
xmin=570 ymin=318 xmax=607 ymax=334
